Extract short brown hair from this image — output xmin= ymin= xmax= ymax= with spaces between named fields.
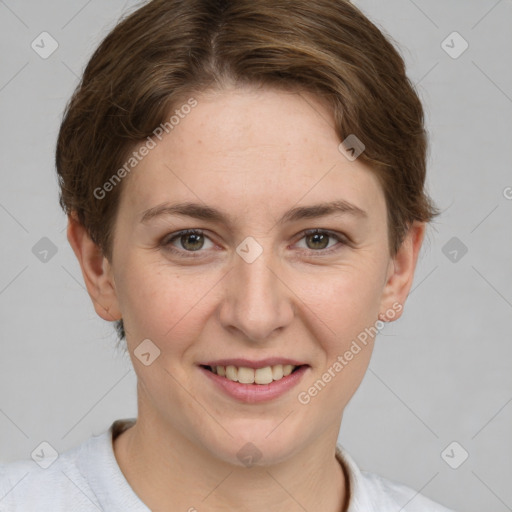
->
xmin=56 ymin=0 xmax=440 ymax=341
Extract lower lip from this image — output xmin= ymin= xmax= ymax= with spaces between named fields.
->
xmin=199 ymin=365 xmax=309 ymax=403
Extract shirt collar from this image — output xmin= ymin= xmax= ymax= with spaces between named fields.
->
xmin=77 ymin=418 xmax=148 ymax=512
xmin=336 ymin=444 xmax=378 ymax=512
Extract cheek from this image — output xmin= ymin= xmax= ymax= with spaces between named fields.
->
xmin=115 ymin=259 xmax=218 ymax=347
xmin=295 ymin=266 xmax=381 ymax=417
xmin=293 ymin=259 xmax=386 ymax=340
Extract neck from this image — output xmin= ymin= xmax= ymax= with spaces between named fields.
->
xmin=113 ymin=414 xmax=349 ymax=512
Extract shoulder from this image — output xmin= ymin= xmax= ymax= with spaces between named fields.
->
xmin=359 ymin=470 xmax=455 ymax=512
xmin=335 ymin=445 xmax=456 ymax=512
xmin=0 ymin=434 xmax=105 ymax=512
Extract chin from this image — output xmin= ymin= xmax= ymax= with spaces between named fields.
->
xmin=200 ymin=419 xmax=308 ymax=469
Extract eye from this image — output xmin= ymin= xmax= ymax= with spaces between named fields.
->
xmin=294 ymin=229 xmax=346 ymax=255
xmin=162 ymin=229 xmax=215 ymax=256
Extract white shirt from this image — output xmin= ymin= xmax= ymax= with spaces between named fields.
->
xmin=0 ymin=418 xmax=454 ymax=511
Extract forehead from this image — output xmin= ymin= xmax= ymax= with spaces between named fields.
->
xmin=120 ymin=86 xmax=385 ymax=224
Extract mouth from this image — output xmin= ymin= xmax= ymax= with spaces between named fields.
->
xmin=197 ymin=359 xmax=310 ymax=403
xmin=200 ymin=363 xmax=307 ymax=385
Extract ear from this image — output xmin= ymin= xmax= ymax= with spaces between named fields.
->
xmin=378 ymin=221 xmax=426 ymax=322
xmin=66 ymin=213 xmax=121 ymax=322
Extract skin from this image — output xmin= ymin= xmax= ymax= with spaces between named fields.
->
xmin=68 ymin=85 xmax=425 ymax=512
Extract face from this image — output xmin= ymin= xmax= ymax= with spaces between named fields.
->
xmin=89 ymin=86 xmax=412 ymax=465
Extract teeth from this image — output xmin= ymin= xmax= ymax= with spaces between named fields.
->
xmin=238 ymin=366 xmax=255 ymax=384
xmin=272 ymin=365 xmax=284 ymax=380
xmin=255 ymin=366 xmax=273 ymax=385
xmin=283 ymin=364 xmax=294 ymax=376
xmin=225 ymin=365 xmax=238 ymax=382
xmin=208 ymin=364 xmax=298 ymax=384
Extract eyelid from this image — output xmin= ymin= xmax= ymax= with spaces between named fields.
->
xmin=161 ymin=228 xmax=348 ymax=257
xmin=162 ymin=229 xmax=216 ymax=257
xmin=290 ymin=228 xmax=349 ymax=257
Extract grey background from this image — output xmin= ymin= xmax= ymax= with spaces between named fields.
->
xmin=0 ymin=1 xmax=511 ymax=511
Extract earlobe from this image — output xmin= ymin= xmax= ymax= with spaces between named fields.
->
xmin=379 ymin=221 xmax=426 ymax=321
xmin=66 ymin=213 xmax=122 ymax=322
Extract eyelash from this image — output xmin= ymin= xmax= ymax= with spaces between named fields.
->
xmin=160 ymin=228 xmax=348 ymax=258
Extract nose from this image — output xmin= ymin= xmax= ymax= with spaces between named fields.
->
xmin=218 ymin=246 xmax=295 ymax=343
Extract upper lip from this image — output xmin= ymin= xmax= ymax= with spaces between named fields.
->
xmin=198 ymin=358 xmax=308 ymax=369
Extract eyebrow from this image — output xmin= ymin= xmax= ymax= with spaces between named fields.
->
xmin=140 ymin=199 xmax=367 ymax=226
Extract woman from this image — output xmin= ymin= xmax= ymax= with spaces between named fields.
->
xmin=0 ymin=0 xmax=454 ymax=510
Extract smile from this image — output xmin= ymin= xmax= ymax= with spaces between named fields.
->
xmin=198 ymin=360 xmax=310 ymax=403
xmin=203 ymin=364 xmax=301 ymax=384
